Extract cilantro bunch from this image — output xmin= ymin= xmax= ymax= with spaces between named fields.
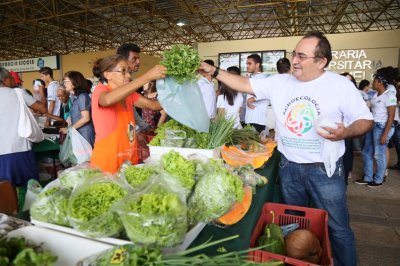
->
xmin=30 ymin=186 xmax=72 ymax=227
xmin=188 ymin=159 xmax=244 ymax=225
xmin=161 ymin=44 xmax=201 ymax=84
xmin=116 ymin=189 xmax=187 ymax=247
xmin=68 ymin=180 xmax=127 ymax=237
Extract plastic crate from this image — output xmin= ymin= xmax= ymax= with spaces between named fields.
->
xmin=249 ymin=203 xmax=333 ymax=266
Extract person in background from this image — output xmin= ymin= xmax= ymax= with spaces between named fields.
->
xmin=116 ymin=43 xmax=150 ymax=132
xmin=0 ymin=67 xmax=46 ymax=194
xmin=90 ymin=55 xmax=166 ymax=173
xmin=198 ymin=59 xmax=217 ymax=120
xmin=199 ymin=31 xmax=373 ymax=266
xmin=45 ymin=85 xmax=70 ymax=123
xmin=216 ymin=66 xmax=243 ymax=129
xmin=340 ymin=72 xmax=357 ymax=182
xmin=32 ymin=79 xmax=47 ymax=108
xmin=142 ymin=81 xmax=167 ymax=128
xmin=276 ymin=57 xmax=291 ymax=74
xmin=355 ymin=67 xmax=397 ymax=187
xmin=58 ymin=71 xmax=95 ymax=147
xmin=245 ymin=54 xmax=269 ymax=133
xmin=358 ymin=79 xmax=372 ymax=106
xmin=39 ymin=67 xmax=61 ymax=127
xmin=387 ymin=67 xmax=400 ymax=170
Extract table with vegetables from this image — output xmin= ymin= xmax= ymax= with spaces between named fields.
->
xmin=2 ymin=45 xmax=303 ymax=266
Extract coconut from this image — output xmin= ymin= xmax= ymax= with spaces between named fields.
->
xmin=285 ymin=229 xmax=322 ymax=264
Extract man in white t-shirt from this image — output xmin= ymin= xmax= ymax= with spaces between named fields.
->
xmin=199 ymin=31 xmax=373 ymax=266
xmin=244 ymin=54 xmax=269 ymax=133
xmin=39 ymin=67 xmax=60 ymax=126
xmin=198 ymin=59 xmax=216 ymax=120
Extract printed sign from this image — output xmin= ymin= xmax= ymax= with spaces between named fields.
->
xmin=0 ymin=55 xmax=59 ymax=72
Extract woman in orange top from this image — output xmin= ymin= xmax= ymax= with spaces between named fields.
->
xmin=91 ymin=54 xmax=166 ymax=173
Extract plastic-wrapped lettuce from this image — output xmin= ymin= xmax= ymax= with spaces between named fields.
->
xmin=115 ymin=175 xmax=187 ymax=247
xmin=58 ymin=163 xmax=102 ymax=189
xmin=161 ymin=151 xmax=195 ymax=195
xmin=68 ymin=176 xmax=127 ymax=238
xmin=76 ymin=244 xmax=162 ymax=266
xmin=120 ymin=164 xmax=159 ymax=192
xmin=188 ymin=159 xmax=244 ymax=225
xmin=30 ymin=186 xmax=72 ymax=227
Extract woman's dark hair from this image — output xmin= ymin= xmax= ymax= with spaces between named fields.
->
xmin=220 ymin=66 xmax=240 ymax=105
xmin=340 ymin=72 xmax=357 ymax=88
xmin=64 ymin=71 xmax=90 ymax=95
xmin=93 ymin=54 xmax=126 ymax=83
xmin=146 ymin=81 xmax=157 ymax=94
xmin=374 ymin=66 xmax=399 ymax=88
xmin=358 ymin=79 xmax=370 ymax=91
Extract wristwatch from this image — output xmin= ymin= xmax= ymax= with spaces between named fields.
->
xmin=211 ymin=67 xmax=220 ymax=78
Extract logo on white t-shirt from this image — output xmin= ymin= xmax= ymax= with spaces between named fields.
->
xmin=283 ymin=96 xmax=320 ymax=136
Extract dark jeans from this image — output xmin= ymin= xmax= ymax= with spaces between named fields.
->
xmin=391 ymin=124 xmax=400 ymax=165
xmin=343 ymin=138 xmax=354 ymax=183
xmin=279 ymin=155 xmax=356 ymax=266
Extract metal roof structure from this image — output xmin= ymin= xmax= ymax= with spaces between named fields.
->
xmin=0 ymin=0 xmax=399 ymax=60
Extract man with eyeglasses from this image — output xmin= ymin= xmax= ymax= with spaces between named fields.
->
xmin=199 ymin=31 xmax=373 ymax=266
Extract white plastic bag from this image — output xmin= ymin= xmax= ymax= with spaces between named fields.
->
xmin=22 ymin=179 xmax=43 ymax=211
xmin=15 ymin=88 xmax=44 ymax=143
xmin=314 ymin=117 xmax=341 ymax=177
xmin=59 ymin=127 xmax=92 ymax=165
xmin=156 ymin=77 xmax=210 ymax=132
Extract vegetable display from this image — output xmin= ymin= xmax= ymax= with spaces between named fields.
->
xmin=160 ymin=44 xmax=201 ymax=84
xmin=256 ymin=211 xmax=285 ymax=255
xmin=162 ymin=151 xmax=196 ymax=192
xmin=116 ymin=183 xmax=187 ymax=247
xmin=58 ymin=164 xmax=102 ymax=189
xmin=188 ymin=159 xmax=244 ymax=224
xmin=149 ymin=119 xmax=209 ymax=148
xmin=216 ymin=186 xmax=252 ymax=225
xmin=30 ymin=186 xmax=72 ymax=227
xmin=0 ymin=236 xmax=57 ymax=266
xmin=77 ymin=235 xmax=284 ymax=266
xmin=68 ymin=179 xmax=127 ymax=237
xmin=122 ymin=165 xmax=157 ymax=192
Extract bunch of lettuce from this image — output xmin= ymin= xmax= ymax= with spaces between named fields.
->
xmin=149 ymin=119 xmax=209 ymax=148
xmin=161 ymin=44 xmax=200 ymax=84
xmin=58 ymin=164 xmax=102 ymax=189
xmin=30 ymin=186 xmax=72 ymax=227
xmin=162 ymin=151 xmax=196 ymax=192
xmin=116 ymin=188 xmax=187 ymax=247
xmin=122 ymin=165 xmax=157 ymax=192
xmin=188 ymin=159 xmax=244 ymax=224
xmin=68 ymin=180 xmax=127 ymax=237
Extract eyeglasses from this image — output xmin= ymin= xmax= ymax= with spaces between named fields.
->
xmin=291 ymin=51 xmax=318 ymax=61
xmin=110 ymin=69 xmax=131 ymax=75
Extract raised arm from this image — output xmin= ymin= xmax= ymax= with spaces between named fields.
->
xmin=198 ymin=62 xmax=254 ymax=94
xmin=99 ymin=65 xmax=166 ymax=107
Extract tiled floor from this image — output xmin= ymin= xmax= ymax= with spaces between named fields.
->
xmin=348 ymin=149 xmax=400 ymax=265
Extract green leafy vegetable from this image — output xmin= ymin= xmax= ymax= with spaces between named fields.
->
xmin=123 ymin=166 xmax=157 ymax=191
xmin=149 ymin=119 xmax=209 ymax=149
xmin=58 ymin=166 xmax=102 ymax=188
xmin=68 ymin=181 xmax=127 ymax=237
xmin=161 ymin=44 xmax=201 ymax=84
xmin=188 ymin=159 xmax=244 ymax=224
xmin=30 ymin=186 xmax=72 ymax=227
xmin=162 ymin=151 xmax=196 ymax=191
xmin=207 ymin=114 xmax=235 ymax=149
xmin=116 ymin=188 xmax=187 ymax=247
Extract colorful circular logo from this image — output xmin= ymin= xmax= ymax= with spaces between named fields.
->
xmin=285 ymin=103 xmax=315 ymax=136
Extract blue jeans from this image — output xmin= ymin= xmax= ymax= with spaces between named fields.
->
xmin=362 ymin=122 xmax=394 ymax=184
xmin=279 ymin=155 xmax=356 ymax=266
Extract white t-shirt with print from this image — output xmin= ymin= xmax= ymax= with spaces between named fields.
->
xmin=198 ymin=77 xmax=216 ymax=119
xmin=47 ymin=80 xmax=61 ymax=116
xmin=245 ymin=73 xmax=270 ymax=125
xmin=371 ymin=85 xmax=397 ymax=123
xmin=217 ymin=93 xmax=243 ymax=129
xmin=250 ymin=71 xmax=373 ymax=163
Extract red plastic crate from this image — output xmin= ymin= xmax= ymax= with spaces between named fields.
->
xmin=249 ymin=203 xmax=333 ymax=266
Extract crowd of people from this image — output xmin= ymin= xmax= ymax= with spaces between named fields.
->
xmin=1 ymin=31 xmax=400 ymax=266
